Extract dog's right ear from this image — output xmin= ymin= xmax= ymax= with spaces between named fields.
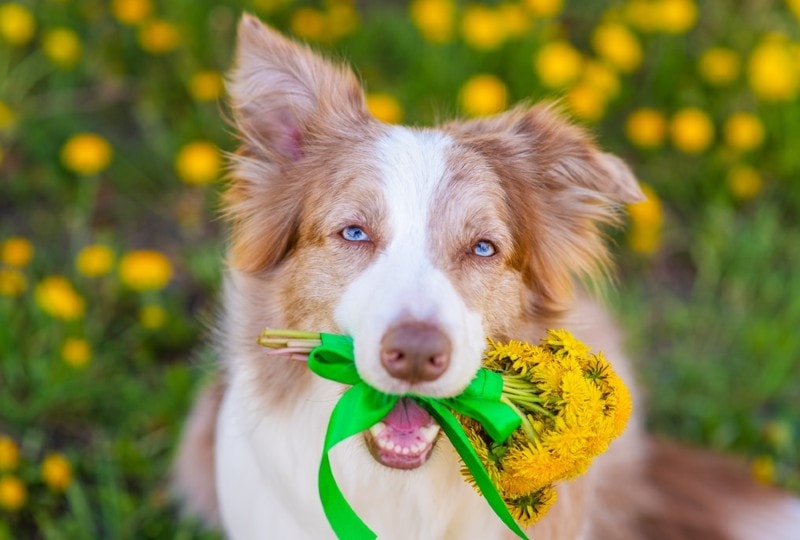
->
xmin=224 ymin=15 xmax=369 ymax=272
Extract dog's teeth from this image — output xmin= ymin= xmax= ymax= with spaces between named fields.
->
xmin=401 ymin=447 xmax=410 ymax=455
xmin=369 ymin=422 xmax=387 ymax=437
xmin=386 ymin=441 xmax=395 ymax=451
xmin=420 ymin=425 xmax=440 ymax=443
xmin=377 ymin=438 xmax=388 ymax=450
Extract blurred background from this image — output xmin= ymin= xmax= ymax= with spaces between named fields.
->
xmin=1 ymin=0 xmax=799 ymax=537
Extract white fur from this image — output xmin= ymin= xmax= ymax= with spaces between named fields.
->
xmin=335 ymin=127 xmax=485 ymax=398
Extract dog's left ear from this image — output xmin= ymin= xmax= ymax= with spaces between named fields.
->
xmin=447 ymin=105 xmax=644 ymax=319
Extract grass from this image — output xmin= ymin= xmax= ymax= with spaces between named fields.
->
xmin=1 ymin=0 xmax=799 ymax=536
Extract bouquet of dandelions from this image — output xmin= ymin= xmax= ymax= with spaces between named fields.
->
xmin=258 ymin=328 xmax=632 ymax=537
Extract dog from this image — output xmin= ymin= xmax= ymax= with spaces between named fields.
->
xmin=174 ymin=15 xmax=800 ymax=539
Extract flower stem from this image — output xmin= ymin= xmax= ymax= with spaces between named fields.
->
xmin=501 ymin=396 xmax=538 ymax=443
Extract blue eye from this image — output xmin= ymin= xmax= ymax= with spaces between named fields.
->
xmin=472 ymin=240 xmax=496 ymax=257
xmin=342 ymin=225 xmax=370 ymax=242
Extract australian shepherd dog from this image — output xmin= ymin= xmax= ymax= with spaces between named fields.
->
xmin=174 ymin=15 xmax=800 ymax=540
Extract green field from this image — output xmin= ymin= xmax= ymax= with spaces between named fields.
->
xmin=1 ymin=0 xmax=799 ymax=537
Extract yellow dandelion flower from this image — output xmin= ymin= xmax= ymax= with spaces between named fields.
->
xmin=499 ymin=3 xmax=531 ymax=38
xmin=139 ymin=304 xmax=166 ymax=329
xmin=76 ymin=244 xmax=115 ymax=277
xmin=118 ymin=250 xmax=173 ymax=292
xmin=61 ymin=133 xmax=113 ymax=176
xmin=544 ymin=329 xmax=592 ymax=359
xmin=459 ymin=74 xmax=508 ymax=117
xmin=508 ymin=485 xmax=557 ymax=527
xmin=41 ymin=453 xmax=72 ymax=491
xmin=727 ymin=165 xmax=763 ymax=201
xmin=723 ymin=112 xmax=764 ymax=152
xmin=61 ymin=338 xmax=91 ymax=368
xmin=188 ymin=70 xmax=224 ymax=102
xmin=290 ymin=7 xmax=326 ymax=41
xmin=606 ymin=372 xmax=633 ymax=437
xmin=0 ymin=3 xmax=35 ymax=46
xmin=175 ymin=141 xmax=221 ymax=185
xmin=524 ymin=0 xmax=563 ymax=18
xmin=747 ymin=39 xmax=798 ymax=102
xmin=592 ymin=23 xmax=642 ymax=73
xmin=111 ymin=0 xmax=153 ymax=25
xmin=0 ymin=268 xmax=26 ymax=297
xmin=461 ymin=5 xmax=507 ymax=51
xmin=410 ymin=0 xmax=455 ymax=43
xmin=138 ymin=19 xmax=180 ymax=54
xmin=581 ymin=61 xmax=620 ymax=100
xmin=628 ymin=183 xmax=663 ymax=255
xmin=751 ymin=455 xmax=775 ymax=486
xmin=366 ymin=93 xmax=404 ymax=124
xmin=698 ymin=47 xmax=740 ymax=86
xmin=1 ymin=236 xmax=33 ymax=267
xmin=0 ymin=476 xmax=26 ymax=511
xmin=624 ymin=0 xmax=660 ymax=32
xmin=789 ymin=0 xmax=800 ymax=19
xmin=763 ymin=420 xmax=793 ymax=451
xmin=0 ymin=101 xmax=14 ymax=130
xmin=501 ymin=441 xmax=572 ymax=496
xmin=34 ymin=276 xmax=85 ymax=320
xmin=326 ymin=2 xmax=359 ymax=41
xmin=535 ymin=40 xmax=583 ymax=88
xmin=670 ymin=107 xmax=714 ymax=154
xmin=0 ymin=436 xmax=20 ymax=471
xmin=42 ymin=28 xmax=82 ymax=68
xmin=567 ymin=84 xmax=606 ymax=122
xmin=626 ymin=107 xmax=667 ymax=149
xmin=656 ymin=0 xmax=697 ymax=34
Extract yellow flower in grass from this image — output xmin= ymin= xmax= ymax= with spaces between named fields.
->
xmin=461 ymin=5 xmax=507 ymax=51
xmin=138 ymin=19 xmax=180 ymax=54
xmin=139 ymin=304 xmax=166 ymax=329
xmin=670 ymin=107 xmax=714 ymax=154
xmin=625 ymin=0 xmax=660 ymax=32
xmin=698 ymin=47 xmax=740 ymax=86
xmin=581 ymin=61 xmax=620 ymax=100
xmin=747 ymin=39 xmax=798 ymax=102
xmin=499 ymin=3 xmax=531 ymax=38
xmin=592 ymin=23 xmax=642 ymax=73
xmin=524 ymin=0 xmax=563 ymax=18
xmin=189 ymin=70 xmax=224 ymax=102
xmin=41 ymin=453 xmax=72 ymax=491
xmin=119 ymin=250 xmax=172 ymax=292
xmin=626 ymin=107 xmax=667 ymax=149
xmin=61 ymin=338 xmax=91 ymax=368
xmin=0 ymin=268 xmax=26 ymax=297
xmin=0 ymin=476 xmax=26 ymax=511
xmin=366 ymin=93 xmax=404 ymax=124
xmin=35 ymin=276 xmax=85 ymax=320
xmin=76 ymin=244 xmax=114 ymax=277
xmin=175 ymin=141 xmax=221 ymax=185
xmin=567 ymin=84 xmax=606 ymax=122
xmin=789 ymin=0 xmax=800 ymax=19
xmin=535 ymin=41 xmax=583 ymax=88
xmin=0 ymin=436 xmax=20 ymax=471
xmin=1 ymin=236 xmax=33 ymax=267
xmin=0 ymin=3 xmax=35 ymax=46
xmin=290 ymin=8 xmax=326 ymax=41
xmin=42 ymin=28 xmax=82 ymax=68
xmin=61 ymin=133 xmax=113 ymax=176
xmin=111 ymin=0 xmax=153 ymax=25
xmin=410 ymin=0 xmax=455 ymax=43
xmin=723 ymin=113 xmax=764 ymax=152
xmin=751 ymin=455 xmax=775 ymax=486
xmin=0 ymin=101 xmax=14 ymax=131
xmin=459 ymin=74 xmax=508 ymax=117
xmin=656 ymin=0 xmax=697 ymax=34
xmin=628 ymin=183 xmax=663 ymax=255
xmin=326 ymin=2 xmax=359 ymax=41
xmin=727 ymin=165 xmax=762 ymax=201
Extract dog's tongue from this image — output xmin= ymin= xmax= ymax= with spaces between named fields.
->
xmin=383 ymin=398 xmax=431 ymax=432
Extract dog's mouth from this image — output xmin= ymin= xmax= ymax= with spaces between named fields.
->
xmin=363 ymin=397 xmax=441 ymax=470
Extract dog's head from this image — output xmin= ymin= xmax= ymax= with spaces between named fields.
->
xmin=225 ymin=15 xmax=642 ymax=469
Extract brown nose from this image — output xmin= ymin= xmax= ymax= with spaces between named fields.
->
xmin=380 ymin=322 xmax=451 ymax=383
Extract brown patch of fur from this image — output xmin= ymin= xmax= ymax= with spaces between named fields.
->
xmin=172 ymin=377 xmax=226 ymax=526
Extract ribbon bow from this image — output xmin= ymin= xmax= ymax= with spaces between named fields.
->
xmin=308 ymin=333 xmax=529 ymax=540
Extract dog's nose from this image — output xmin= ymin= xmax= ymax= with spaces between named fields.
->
xmin=380 ymin=322 xmax=451 ymax=383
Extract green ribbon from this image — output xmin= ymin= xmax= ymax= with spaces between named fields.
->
xmin=308 ymin=333 xmax=528 ymax=540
